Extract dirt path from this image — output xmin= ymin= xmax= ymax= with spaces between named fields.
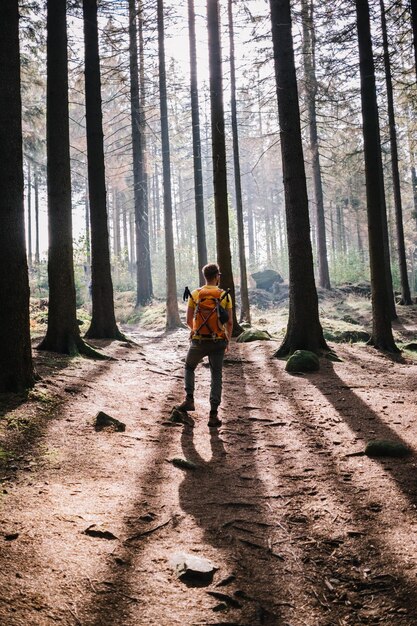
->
xmin=1 ymin=329 xmax=417 ymax=626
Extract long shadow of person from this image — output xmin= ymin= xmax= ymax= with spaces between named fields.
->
xmin=178 ymin=422 xmax=285 ymax=625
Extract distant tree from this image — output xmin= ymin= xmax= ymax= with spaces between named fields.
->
xmin=227 ymin=0 xmax=251 ymax=324
xmin=269 ymin=0 xmax=328 ymax=356
xmin=38 ymin=0 xmax=99 ymax=356
xmin=129 ymin=0 xmax=153 ymax=306
xmin=300 ymin=0 xmax=331 ymax=290
xmin=355 ymin=0 xmax=399 ymax=351
xmin=157 ymin=0 xmax=182 ymax=328
xmin=380 ymin=0 xmax=412 ymax=305
xmin=0 ymin=0 xmax=34 ymax=392
xmin=411 ymin=0 xmax=417 ymax=82
xmin=188 ymin=0 xmax=208 ymax=279
xmin=207 ymin=0 xmax=242 ymax=335
xmin=83 ymin=0 xmax=124 ymax=340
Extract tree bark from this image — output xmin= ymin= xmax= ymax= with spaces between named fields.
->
xmin=355 ymin=0 xmax=399 ymax=351
xmin=207 ymin=0 xmax=242 ymax=335
xmin=188 ymin=0 xmax=208 ymax=280
xmin=83 ymin=0 xmax=124 ymax=340
xmin=380 ymin=0 xmax=412 ymax=305
xmin=269 ymin=0 xmax=328 ymax=356
xmin=157 ymin=0 xmax=182 ymax=329
xmin=0 ymin=0 xmax=34 ymax=392
xmin=34 ymin=163 xmax=40 ymax=264
xmin=39 ymin=0 xmax=99 ymax=357
xmin=228 ymin=0 xmax=251 ymax=324
xmin=27 ymin=160 xmax=33 ymax=268
xmin=300 ymin=0 xmax=331 ymax=290
xmin=129 ymin=0 xmax=152 ymax=306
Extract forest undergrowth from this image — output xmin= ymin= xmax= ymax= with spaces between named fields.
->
xmin=1 ymin=291 xmax=417 ymax=625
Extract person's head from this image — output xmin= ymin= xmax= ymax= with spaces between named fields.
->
xmin=202 ymin=263 xmax=221 ymax=285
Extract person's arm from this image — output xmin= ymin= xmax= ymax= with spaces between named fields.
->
xmin=186 ymin=305 xmax=194 ymax=331
xmin=225 ymin=309 xmax=233 ymax=342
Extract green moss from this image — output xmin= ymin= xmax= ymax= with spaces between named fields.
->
xmin=236 ymin=329 xmax=271 ymax=343
xmin=285 ymin=350 xmax=320 ymax=373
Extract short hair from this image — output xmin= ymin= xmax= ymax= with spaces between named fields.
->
xmin=202 ymin=263 xmax=220 ymax=280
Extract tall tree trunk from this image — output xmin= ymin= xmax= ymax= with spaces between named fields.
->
xmin=27 ymin=160 xmax=33 ymax=268
xmin=0 ymin=0 xmax=34 ymax=392
xmin=269 ymin=0 xmax=328 ymax=357
xmin=207 ymin=0 xmax=242 ymax=335
xmin=411 ymin=0 xmax=417 ymax=82
xmin=138 ymin=0 xmax=153 ymax=298
xmin=83 ymin=0 xmax=124 ymax=340
xmin=188 ymin=0 xmax=208 ymax=280
xmin=380 ymin=0 xmax=412 ymax=304
xmin=228 ymin=0 xmax=251 ymax=324
xmin=157 ymin=0 xmax=181 ymax=329
xmin=300 ymin=0 xmax=331 ymax=290
xmin=34 ymin=163 xmax=40 ymax=264
xmin=39 ymin=0 xmax=97 ymax=356
xmin=355 ymin=0 xmax=398 ymax=351
xmin=85 ymin=191 xmax=91 ymax=266
xmin=129 ymin=0 xmax=152 ymax=306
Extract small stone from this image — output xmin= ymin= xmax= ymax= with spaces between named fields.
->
xmin=83 ymin=524 xmax=118 ymax=540
xmin=4 ymin=533 xmax=19 ymax=541
xmin=94 ymin=411 xmax=126 ymax=432
xmin=169 ymin=458 xmax=198 ymax=470
xmin=170 ymin=552 xmax=217 ymax=583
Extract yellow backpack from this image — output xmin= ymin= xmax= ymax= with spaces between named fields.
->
xmin=191 ymin=286 xmax=230 ymax=339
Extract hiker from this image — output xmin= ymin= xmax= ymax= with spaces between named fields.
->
xmin=177 ymin=263 xmax=233 ymax=427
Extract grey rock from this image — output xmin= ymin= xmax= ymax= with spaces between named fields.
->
xmin=170 ymin=552 xmax=217 ymax=583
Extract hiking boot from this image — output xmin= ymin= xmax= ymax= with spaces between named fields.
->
xmin=208 ymin=410 xmax=222 ymax=428
xmin=175 ymin=396 xmax=195 ymax=412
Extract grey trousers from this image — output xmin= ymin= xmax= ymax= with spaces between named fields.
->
xmin=184 ymin=339 xmax=227 ymax=409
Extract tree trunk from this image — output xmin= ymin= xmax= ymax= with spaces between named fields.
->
xmin=411 ymin=0 xmax=417 ymax=83
xmin=34 ymin=163 xmax=40 ymax=264
xmin=138 ymin=0 xmax=153 ymax=299
xmin=355 ymin=0 xmax=398 ymax=351
xmin=83 ymin=0 xmax=124 ymax=340
xmin=380 ymin=0 xmax=412 ymax=305
xmin=157 ymin=0 xmax=182 ymax=329
xmin=207 ymin=0 xmax=242 ymax=335
xmin=0 ymin=0 xmax=34 ymax=392
xmin=228 ymin=0 xmax=251 ymax=324
xmin=39 ymin=0 xmax=98 ymax=357
xmin=129 ymin=0 xmax=152 ymax=306
xmin=301 ymin=0 xmax=331 ymax=290
xmin=188 ymin=0 xmax=208 ymax=280
xmin=269 ymin=0 xmax=328 ymax=356
xmin=27 ymin=160 xmax=33 ymax=268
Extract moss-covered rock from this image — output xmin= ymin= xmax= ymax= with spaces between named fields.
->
xmin=236 ymin=328 xmax=271 ymax=343
xmin=324 ymin=330 xmax=370 ymax=343
xmin=285 ymin=350 xmax=320 ymax=373
xmin=403 ymin=342 xmax=417 ymax=352
xmin=365 ymin=440 xmax=410 ymax=458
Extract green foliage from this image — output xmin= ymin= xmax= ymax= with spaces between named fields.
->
xmin=330 ymin=251 xmax=369 ymax=286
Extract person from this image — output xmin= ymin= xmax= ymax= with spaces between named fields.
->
xmin=176 ymin=263 xmax=233 ymax=427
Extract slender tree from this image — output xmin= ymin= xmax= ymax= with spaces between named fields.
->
xmin=227 ymin=0 xmax=251 ymax=324
xmin=157 ymin=0 xmax=182 ymax=328
xmin=380 ymin=0 xmax=412 ymax=305
xmin=269 ymin=0 xmax=328 ymax=356
xmin=138 ymin=0 xmax=153 ymax=298
xmin=355 ymin=0 xmax=399 ymax=351
xmin=188 ymin=0 xmax=208 ymax=279
xmin=38 ymin=0 xmax=99 ymax=356
xmin=129 ymin=0 xmax=152 ymax=306
xmin=83 ymin=0 xmax=124 ymax=340
xmin=27 ymin=160 xmax=33 ymax=268
xmin=300 ymin=0 xmax=331 ymax=290
xmin=207 ymin=0 xmax=242 ymax=335
xmin=411 ymin=0 xmax=417 ymax=82
xmin=34 ymin=163 xmax=40 ymax=265
xmin=0 ymin=0 xmax=34 ymax=392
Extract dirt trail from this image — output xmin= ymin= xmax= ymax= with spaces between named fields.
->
xmin=1 ymin=328 xmax=417 ymax=626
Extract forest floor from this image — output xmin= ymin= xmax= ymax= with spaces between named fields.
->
xmin=1 ymin=292 xmax=417 ymax=626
